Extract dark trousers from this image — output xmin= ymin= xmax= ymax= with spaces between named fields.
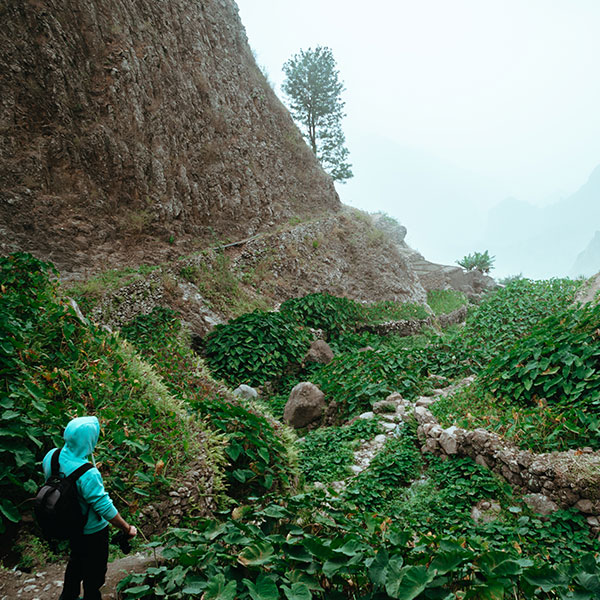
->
xmin=60 ymin=526 xmax=109 ymax=600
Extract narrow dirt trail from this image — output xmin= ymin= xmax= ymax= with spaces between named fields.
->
xmin=0 ymin=550 xmax=158 ymax=600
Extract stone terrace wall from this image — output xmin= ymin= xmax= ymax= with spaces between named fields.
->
xmin=376 ymin=386 xmax=600 ymax=536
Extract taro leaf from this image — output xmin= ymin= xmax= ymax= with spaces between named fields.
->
xmin=429 ymin=550 xmax=469 ymax=575
xmin=123 ymin=585 xmax=151 ymax=599
xmin=282 ymin=582 xmax=312 ymax=600
xmin=368 ymin=547 xmax=390 ymax=587
xmin=574 ymin=572 xmax=600 ymax=593
xmin=0 ymin=499 xmax=20 ymax=523
xmin=239 ymin=540 xmax=275 ymax=566
xmin=260 ymin=504 xmax=292 ymax=519
xmin=243 ymin=574 xmax=280 ymax=600
xmin=203 ymin=574 xmax=237 ymax=600
xmin=386 ymin=565 xmax=434 ymax=600
xmin=322 ymin=557 xmax=348 ymax=578
xmin=303 ymin=536 xmax=333 ymax=560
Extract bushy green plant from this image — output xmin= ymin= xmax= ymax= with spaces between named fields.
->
xmin=457 ymin=249 xmax=495 ymax=273
xmin=482 ymin=302 xmax=600 ymax=410
xmin=280 ymin=292 xmax=362 ymax=338
xmin=204 ymin=311 xmax=312 ymax=387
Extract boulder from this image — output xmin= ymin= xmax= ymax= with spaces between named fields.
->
xmin=233 ymin=384 xmax=258 ymax=400
xmin=304 ymin=340 xmax=334 ymax=365
xmin=283 ymin=382 xmax=326 ymax=429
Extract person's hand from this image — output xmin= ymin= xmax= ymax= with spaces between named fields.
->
xmin=128 ymin=525 xmax=137 ymax=538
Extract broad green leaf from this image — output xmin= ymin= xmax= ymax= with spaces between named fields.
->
xmin=281 ymin=582 xmax=312 ymax=600
xmin=238 ymin=540 xmax=275 ymax=566
xmin=243 ymin=574 xmax=280 ymax=600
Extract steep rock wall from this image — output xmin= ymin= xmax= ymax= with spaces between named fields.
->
xmin=0 ymin=0 xmax=339 ymax=270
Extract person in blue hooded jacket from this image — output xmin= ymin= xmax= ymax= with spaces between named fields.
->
xmin=42 ymin=416 xmax=137 ymax=600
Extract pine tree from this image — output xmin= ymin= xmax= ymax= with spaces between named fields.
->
xmin=282 ymin=46 xmax=353 ymax=182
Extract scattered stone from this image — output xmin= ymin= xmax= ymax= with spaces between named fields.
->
xmin=372 ymin=400 xmax=397 ymax=414
xmin=471 ymin=499 xmax=501 ymax=524
xmin=233 ymin=384 xmax=258 ymax=400
xmin=283 ymin=382 xmax=326 ymax=429
xmin=523 ymin=494 xmax=559 ymax=516
xmin=358 ymin=411 xmax=375 ymax=420
xmin=304 ymin=340 xmax=334 ymax=364
xmin=575 ymin=499 xmax=594 ymax=514
xmin=438 ymin=426 xmax=459 ymax=454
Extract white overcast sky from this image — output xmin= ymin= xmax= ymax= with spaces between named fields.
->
xmin=235 ymin=0 xmax=600 ymax=270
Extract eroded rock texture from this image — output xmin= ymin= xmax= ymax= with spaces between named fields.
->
xmin=0 ymin=0 xmax=339 ymax=270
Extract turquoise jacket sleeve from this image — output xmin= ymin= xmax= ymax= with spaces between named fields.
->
xmin=77 ymin=468 xmax=118 ymax=522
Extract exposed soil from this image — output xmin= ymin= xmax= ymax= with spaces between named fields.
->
xmin=0 ymin=550 xmax=158 ymax=600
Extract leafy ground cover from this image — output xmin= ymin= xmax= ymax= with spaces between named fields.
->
xmin=121 ymin=307 xmax=299 ymax=499
xmin=426 ymin=289 xmax=468 ymax=316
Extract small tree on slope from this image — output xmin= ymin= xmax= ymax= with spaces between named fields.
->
xmin=282 ymin=46 xmax=353 ymax=183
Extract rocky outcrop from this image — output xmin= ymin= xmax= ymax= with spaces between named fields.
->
xmin=232 ymin=210 xmax=428 ymax=305
xmin=0 ymin=0 xmax=339 ymax=271
xmin=370 ymin=214 xmax=496 ymax=301
xmin=574 ymin=271 xmax=600 ymax=306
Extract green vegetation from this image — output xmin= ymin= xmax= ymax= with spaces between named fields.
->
xmin=5 ymin=253 xmax=600 ymax=597
xmin=457 ymin=249 xmax=495 ymax=273
xmin=299 ymin=418 xmax=382 ymax=483
xmin=204 ymin=311 xmax=312 ymax=387
xmin=0 ymin=254 xmax=216 ymax=534
xmin=118 ymin=494 xmax=600 ymax=600
xmin=121 ymin=307 xmax=298 ymax=498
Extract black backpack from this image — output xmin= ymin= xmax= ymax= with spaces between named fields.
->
xmin=34 ymin=448 xmax=93 ymax=540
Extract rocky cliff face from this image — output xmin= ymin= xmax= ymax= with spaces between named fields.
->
xmin=0 ymin=0 xmax=339 ymax=270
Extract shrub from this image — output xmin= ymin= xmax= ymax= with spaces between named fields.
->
xmin=457 ymin=250 xmax=495 ymax=273
xmin=204 ymin=311 xmax=312 ymax=387
xmin=280 ymin=292 xmax=362 ymax=338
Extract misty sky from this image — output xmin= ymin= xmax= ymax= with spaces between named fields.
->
xmin=236 ymin=0 xmax=600 ymax=275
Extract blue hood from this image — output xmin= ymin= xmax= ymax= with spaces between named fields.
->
xmin=63 ymin=416 xmax=100 ymax=459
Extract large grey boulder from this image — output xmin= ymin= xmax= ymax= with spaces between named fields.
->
xmin=304 ymin=340 xmax=334 ymax=365
xmin=283 ymin=382 xmax=326 ymax=429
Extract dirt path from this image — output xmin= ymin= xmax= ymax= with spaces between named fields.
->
xmin=0 ymin=550 xmax=159 ymax=600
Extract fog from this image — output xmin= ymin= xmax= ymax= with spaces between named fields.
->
xmin=236 ymin=0 xmax=600 ymax=279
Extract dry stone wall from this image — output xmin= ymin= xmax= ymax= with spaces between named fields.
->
xmin=374 ymin=383 xmax=600 ymax=536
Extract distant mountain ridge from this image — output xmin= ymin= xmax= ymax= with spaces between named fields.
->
xmin=484 ymin=165 xmax=600 ymax=278
xmin=571 ymin=231 xmax=600 ymax=278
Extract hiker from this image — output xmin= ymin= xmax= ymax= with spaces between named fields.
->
xmin=41 ymin=416 xmax=137 ymax=600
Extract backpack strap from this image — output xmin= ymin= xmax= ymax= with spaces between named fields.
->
xmin=50 ymin=448 xmax=61 ymax=477
xmin=66 ymin=463 xmax=94 ymax=483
